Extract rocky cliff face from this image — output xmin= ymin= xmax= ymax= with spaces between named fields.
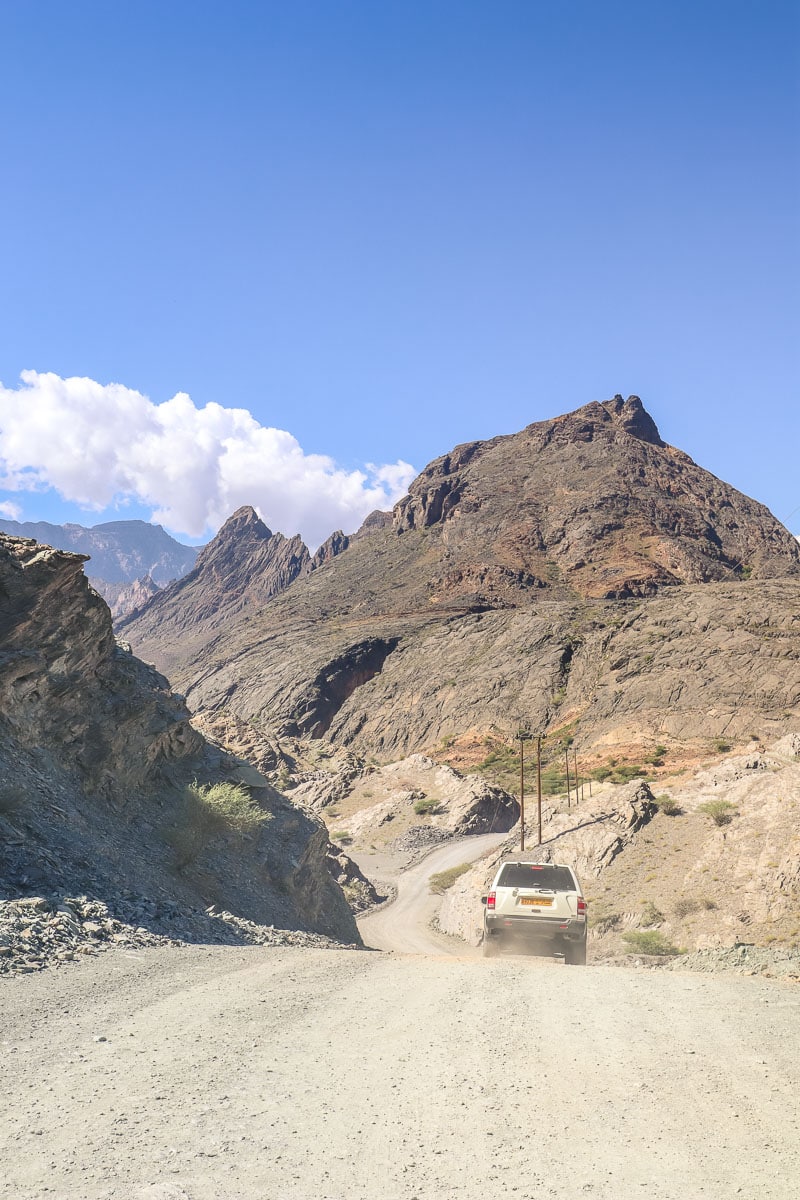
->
xmin=0 ymin=534 xmax=359 ymax=946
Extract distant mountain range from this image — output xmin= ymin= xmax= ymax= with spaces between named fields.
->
xmin=0 ymin=518 xmax=200 ymax=617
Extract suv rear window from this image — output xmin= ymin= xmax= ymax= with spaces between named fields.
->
xmin=495 ymin=864 xmax=576 ymax=891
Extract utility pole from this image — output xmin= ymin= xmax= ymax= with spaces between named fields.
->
xmin=574 ymin=748 xmax=581 ymax=803
xmin=516 ymin=723 xmax=532 ymax=852
xmin=536 ymin=734 xmax=543 ymax=845
xmin=565 ymin=747 xmax=572 ymax=807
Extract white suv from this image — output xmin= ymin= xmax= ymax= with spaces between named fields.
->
xmin=482 ymin=860 xmax=587 ymax=964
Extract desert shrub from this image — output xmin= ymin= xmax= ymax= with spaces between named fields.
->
xmin=332 ymin=830 xmax=353 ymax=845
xmin=428 ymin=863 xmax=471 ymax=894
xmin=590 ymin=762 xmax=646 ymax=785
xmin=612 ymin=764 xmax=646 ymax=783
xmin=698 ymin=799 xmax=737 ymax=826
xmin=540 ymin=768 xmax=567 ymax=795
xmin=413 ymin=797 xmax=441 ymax=816
xmin=673 ymin=897 xmax=701 ymax=919
xmin=646 ymin=745 xmax=668 ymax=766
xmin=164 ymin=782 xmax=270 ymax=869
xmin=655 ymin=794 xmax=682 ymax=816
xmin=189 ymin=782 xmax=269 ymax=834
xmin=712 ymin=738 xmax=732 ymax=753
xmin=700 ymin=897 xmax=717 ymax=910
xmin=640 ymin=900 xmax=665 ymax=926
xmin=622 ymin=930 xmax=683 ymax=956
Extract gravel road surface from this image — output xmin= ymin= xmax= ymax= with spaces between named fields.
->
xmin=357 ymin=832 xmax=505 ymax=954
xmin=2 ymin=843 xmax=799 ymax=1200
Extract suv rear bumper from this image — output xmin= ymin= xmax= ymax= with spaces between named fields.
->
xmin=484 ymin=914 xmax=586 ymax=945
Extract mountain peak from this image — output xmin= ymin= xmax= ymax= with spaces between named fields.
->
xmin=215 ymin=506 xmax=273 ymax=542
xmin=600 ymin=394 xmax=664 ymax=446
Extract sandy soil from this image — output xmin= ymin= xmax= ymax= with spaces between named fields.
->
xmin=2 ymin=841 xmax=800 ymax=1200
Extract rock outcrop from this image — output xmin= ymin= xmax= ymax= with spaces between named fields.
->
xmin=289 ymin=753 xmax=519 ymax=850
xmin=0 ymin=516 xmax=198 ymax=587
xmin=0 ymin=533 xmax=360 ymax=946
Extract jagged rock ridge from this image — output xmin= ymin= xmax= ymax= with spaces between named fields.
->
xmin=119 ymin=506 xmax=352 ymax=672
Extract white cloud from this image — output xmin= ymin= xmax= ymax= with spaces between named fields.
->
xmin=0 ymin=371 xmax=416 ymax=547
xmin=0 ymin=500 xmax=21 ymax=520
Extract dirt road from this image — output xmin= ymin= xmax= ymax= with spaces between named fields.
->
xmin=357 ymin=832 xmax=505 ymax=953
xmin=3 ymin=832 xmax=800 ymax=1199
xmin=3 ymin=936 xmax=800 ymax=1199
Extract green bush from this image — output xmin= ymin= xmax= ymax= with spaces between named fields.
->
xmin=697 ymin=799 xmax=737 ymax=826
xmin=655 ymin=794 xmax=682 ymax=816
xmin=189 ymin=782 xmax=269 ymax=834
xmin=428 ymin=863 xmax=471 ymax=894
xmin=646 ymin=745 xmax=668 ymax=766
xmin=332 ymin=830 xmax=353 ymax=845
xmin=622 ymin=930 xmax=683 ymax=956
xmin=164 ymin=782 xmax=270 ymax=869
xmin=590 ymin=762 xmax=646 ymax=785
xmin=612 ymin=764 xmax=646 ymax=782
xmin=413 ymin=797 xmax=441 ymax=816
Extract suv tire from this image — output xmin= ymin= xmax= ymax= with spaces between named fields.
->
xmin=483 ymin=934 xmax=499 ymax=958
xmin=566 ymin=939 xmax=587 ymax=966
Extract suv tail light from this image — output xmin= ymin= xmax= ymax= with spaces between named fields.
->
xmin=577 ymin=897 xmax=587 ymax=916
xmin=487 ymin=891 xmax=496 ymax=909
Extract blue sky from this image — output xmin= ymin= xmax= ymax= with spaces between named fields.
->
xmin=0 ymin=0 xmax=798 ymax=546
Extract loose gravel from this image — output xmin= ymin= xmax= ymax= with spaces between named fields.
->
xmin=0 ymin=892 xmax=358 ymax=978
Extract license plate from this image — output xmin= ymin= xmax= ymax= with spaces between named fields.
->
xmin=520 ymin=897 xmax=552 ymax=907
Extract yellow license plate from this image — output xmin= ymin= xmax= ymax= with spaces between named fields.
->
xmin=520 ymin=897 xmax=552 ymax=907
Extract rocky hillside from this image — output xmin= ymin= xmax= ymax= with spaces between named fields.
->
xmin=0 ymin=517 xmax=200 ymax=618
xmin=290 ymin=752 xmax=520 ymax=851
xmin=123 ymin=395 xmax=800 ymax=771
xmin=0 ymin=533 xmax=360 ymax=956
xmin=438 ymin=736 xmax=800 ymax=962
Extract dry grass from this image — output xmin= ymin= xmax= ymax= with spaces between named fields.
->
xmin=428 ymin=863 xmax=472 ymax=894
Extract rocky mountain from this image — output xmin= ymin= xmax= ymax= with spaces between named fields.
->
xmin=94 ymin=573 xmax=162 ymax=620
xmin=289 ymin=752 xmax=520 ymax=849
xmin=0 ymin=533 xmax=360 ymax=951
xmin=118 ymin=506 xmax=352 ymax=674
xmin=123 ymin=395 xmax=800 ymax=771
xmin=0 ymin=517 xmax=200 ymax=618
